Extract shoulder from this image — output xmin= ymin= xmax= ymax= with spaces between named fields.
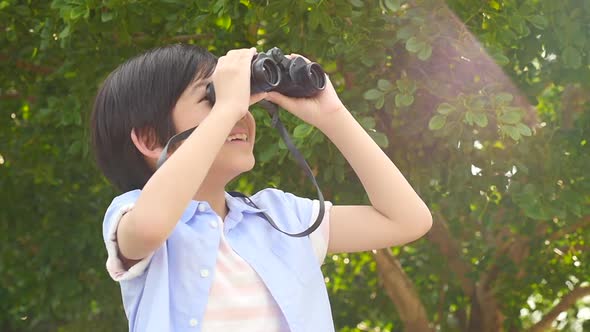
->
xmin=101 ymin=190 xmax=145 ymax=242
xmin=103 ymin=190 xmax=140 ymax=223
xmin=250 ymin=188 xmax=312 ymax=206
xmin=107 ymin=189 xmax=142 ymax=211
xmin=248 ymin=188 xmax=320 ymax=227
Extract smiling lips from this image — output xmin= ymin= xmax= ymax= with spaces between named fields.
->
xmin=226 ymin=132 xmax=248 ymax=143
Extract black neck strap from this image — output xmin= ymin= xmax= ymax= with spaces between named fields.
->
xmin=156 ymin=101 xmax=325 ymax=238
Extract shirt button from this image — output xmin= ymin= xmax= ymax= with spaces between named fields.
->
xmin=189 ymin=318 xmax=198 ymax=327
xmin=209 ymin=220 xmax=218 ymax=229
xmin=200 ymin=269 xmax=210 ymax=278
xmin=197 ymin=204 xmax=206 ymax=212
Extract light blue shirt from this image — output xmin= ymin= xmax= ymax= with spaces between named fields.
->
xmin=102 ymin=188 xmax=334 ymax=332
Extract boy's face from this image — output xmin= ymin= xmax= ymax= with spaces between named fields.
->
xmin=171 ymin=78 xmax=257 ymax=181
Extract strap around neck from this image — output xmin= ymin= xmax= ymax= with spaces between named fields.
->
xmin=155 ymin=101 xmax=326 ymax=238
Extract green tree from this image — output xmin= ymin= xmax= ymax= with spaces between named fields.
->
xmin=1 ymin=0 xmax=588 ymax=331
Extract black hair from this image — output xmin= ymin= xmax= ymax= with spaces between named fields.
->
xmin=91 ymin=44 xmax=217 ymax=192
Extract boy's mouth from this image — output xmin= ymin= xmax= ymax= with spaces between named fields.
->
xmin=226 ymin=133 xmax=248 ymax=143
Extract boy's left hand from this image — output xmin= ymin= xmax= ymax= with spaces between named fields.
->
xmin=263 ymin=54 xmax=346 ymax=130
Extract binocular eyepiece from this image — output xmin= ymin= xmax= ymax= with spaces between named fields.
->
xmin=206 ymin=47 xmax=326 ymax=104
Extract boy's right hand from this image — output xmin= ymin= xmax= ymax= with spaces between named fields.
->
xmin=210 ymin=47 xmax=260 ymax=122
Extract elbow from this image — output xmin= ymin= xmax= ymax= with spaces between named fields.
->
xmin=419 ymin=207 xmax=433 ymax=236
xmin=407 ymin=204 xmax=433 ymax=241
xmin=122 ymin=210 xmax=170 ymax=258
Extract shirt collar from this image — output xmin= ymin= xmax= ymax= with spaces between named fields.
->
xmin=224 ymin=192 xmax=267 ymax=214
xmin=179 ymin=200 xmax=199 ymax=223
xmin=179 ymin=193 xmax=266 ymax=224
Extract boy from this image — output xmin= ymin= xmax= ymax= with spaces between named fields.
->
xmin=91 ymin=44 xmax=432 ymax=331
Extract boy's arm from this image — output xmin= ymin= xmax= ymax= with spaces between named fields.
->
xmin=118 ymin=107 xmax=242 ymax=260
xmin=319 ymin=110 xmax=432 ymax=253
xmin=117 ymin=48 xmax=257 ymax=260
xmin=265 ymin=70 xmax=432 ymax=254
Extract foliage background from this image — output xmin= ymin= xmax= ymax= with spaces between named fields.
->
xmin=1 ymin=0 xmax=588 ymax=331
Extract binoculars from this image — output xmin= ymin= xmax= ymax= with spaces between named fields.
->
xmin=206 ymin=47 xmax=326 ymax=104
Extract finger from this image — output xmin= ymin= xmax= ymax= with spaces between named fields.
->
xmin=236 ymin=47 xmax=257 ymax=66
xmin=265 ymin=91 xmax=299 ymax=111
xmin=224 ymin=47 xmax=256 ymax=61
xmin=249 ymin=92 xmax=268 ymax=106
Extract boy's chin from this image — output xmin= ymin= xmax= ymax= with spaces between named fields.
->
xmin=220 ymin=157 xmax=256 ymax=177
xmin=239 ymin=157 xmax=256 ymax=172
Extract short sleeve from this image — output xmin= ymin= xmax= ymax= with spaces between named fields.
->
xmin=308 ymin=200 xmax=332 ymax=265
xmin=102 ymin=190 xmax=153 ymax=282
xmin=281 ymin=191 xmax=332 ymax=265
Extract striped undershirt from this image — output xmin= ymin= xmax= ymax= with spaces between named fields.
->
xmin=201 ymin=202 xmax=331 ymax=332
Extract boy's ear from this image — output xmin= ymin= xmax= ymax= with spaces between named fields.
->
xmin=130 ymin=127 xmax=163 ymax=159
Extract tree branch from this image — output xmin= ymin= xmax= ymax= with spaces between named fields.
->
xmin=373 ymin=249 xmax=433 ymax=332
xmin=486 ymin=215 xmax=590 ymax=284
xmin=560 ymin=84 xmax=588 ymax=130
xmin=527 ymin=285 xmax=590 ymax=332
xmin=426 ymin=212 xmax=475 ymax=296
xmin=548 ymin=215 xmax=590 ymax=242
xmin=0 ymin=54 xmax=54 ymax=75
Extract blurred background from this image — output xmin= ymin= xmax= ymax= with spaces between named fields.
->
xmin=0 ymin=0 xmax=588 ymax=331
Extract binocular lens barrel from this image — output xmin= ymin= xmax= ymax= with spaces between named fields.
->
xmin=251 ymin=57 xmax=281 ymax=93
xmin=306 ymin=63 xmax=326 ymax=90
xmin=205 ymin=48 xmax=325 ymax=105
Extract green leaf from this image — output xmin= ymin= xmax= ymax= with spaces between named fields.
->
xmin=101 ymin=11 xmax=114 ymax=22
xmin=526 ymin=15 xmax=548 ymax=29
xmin=428 ymin=115 xmax=446 ymax=130
xmin=500 ymin=125 xmax=521 ymax=141
xmin=377 ymin=79 xmax=393 ymax=92
xmin=516 ymin=123 xmax=532 ymax=136
xmin=417 ymin=44 xmax=432 ymax=61
xmin=396 ymin=79 xmax=416 ymax=94
xmin=405 ymin=37 xmax=422 ymax=53
xmin=69 ymin=6 xmax=86 ymax=20
xmin=363 ymin=89 xmax=383 ymax=101
xmin=375 ymin=95 xmax=385 ymax=109
xmin=215 ymin=15 xmax=232 ymax=30
xmin=523 ymin=203 xmax=550 ymax=220
xmin=293 ymin=123 xmax=314 ymax=138
xmin=395 ymin=94 xmax=414 ymax=107
xmin=360 ymin=57 xmax=375 ymax=67
xmin=349 ymin=0 xmax=364 ymax=8
xmin=473 ymin=112 xmax=488 ymax=127
xmin=67 ymin=141 xmax=82 ymax=156
xmin=562 ymin=46 xmax=582 ymax=69
xmin=258 ymin=142 xmax=279 ymax=163
xmin=437 ymin=103 xmax=456 ymax=115
xmin=58 ymin=25 xmax=70 ymax=39
xmin=491 ymin=52 xmax=510 ymax=65
xmin=464 ymin=111 xmax=475 ymax=125
xmin=495 ymin=92 xmax=514 ymax=104
xmin=384 ymin=0 xmax=401 ymax=12
xmin=499 ymin=108 xmax=523 ymax=124
xmin=278 ymin=137 xmax=287 ymax=150
xmin=470 ymin=97 xmax=486 ymax=111
xmin=359 ymin=116 xmax=376 ymax=129
xmin=212 ymin=0 xmax=225 ymax=13
xmin=396 ymin=26 xmax=414 ymax=40
xmin=369 ymin=131 xmax=389 ymax=147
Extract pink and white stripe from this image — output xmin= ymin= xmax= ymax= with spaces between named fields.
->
xmin=201 ymin=201 xmax=331 ymax=332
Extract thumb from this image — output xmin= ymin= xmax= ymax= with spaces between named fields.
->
xmin=249 ymin=92 xmax=268 ymax=106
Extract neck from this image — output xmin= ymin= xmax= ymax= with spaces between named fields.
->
xmin=194 ymin=175 xmax=229 ymax=220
